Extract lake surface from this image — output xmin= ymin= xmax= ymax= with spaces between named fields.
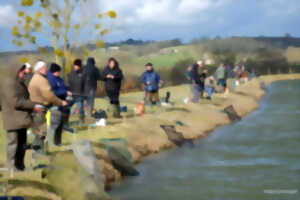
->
xmin=111 ymin=80 xmax=300 ymax=200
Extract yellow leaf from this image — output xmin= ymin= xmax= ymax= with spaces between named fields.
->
xmin=25 ymin=15 xmax=32 ymax=23
xmin=100 ymin=29 xmax=109 ymax=36
xmin=17 ymin=41 xmax=23 ymax=47
xmin=95 ymin=24 xmax=101 ymax=29
xmin=24 ymin=23 xmax=31 ymax=31
xmin=96 ymin=40 xmax=104 ymax=48
xmin=54 ymin=48 xmax=64 ymax=57
xmin=12 ymin=39 xmax=17 ymax=44
xmin=19 ymin=57 xmax=29 ymax=63
xmin=24 ymin=33 xmax=30 ymax=38
xmin=30 ymin=36 xmax=36 ymax=44
xmin=12 ymin=26 xmax=20 ymax=37
xmin=18 ymin=11 xmax=24 ymax=17
xmin=98 ymin=13 xmax=103 ymax=19
xmin=35 ymin=11 xmax=42 ymax=19
xmin=34 ymin=21 xmax=41 ymax=29
xmin=106 ymin=10 xmax=117 ymax=18
xmin=73 ymin=24 xmax=80 ymax=30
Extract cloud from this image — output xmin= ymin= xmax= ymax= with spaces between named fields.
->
xmin=0 ymin=5 xmax=17 ymax=28
xmin=0 ymin=0 xmax=299 ymax=51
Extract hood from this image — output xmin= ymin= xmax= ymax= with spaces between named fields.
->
xmin=87 ymin=57 xmax=95 ymax=66
xmin=9 ymin=64 xmax=25 ymax=80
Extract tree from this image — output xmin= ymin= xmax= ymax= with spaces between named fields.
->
xmin=12 ymin=0 xmax=117 ymax=77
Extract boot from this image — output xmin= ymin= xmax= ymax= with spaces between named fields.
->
xmin=113 ymin=104 xmax=122 ymax=119
xmin=107 ymin=104 xmax=114 ymax=119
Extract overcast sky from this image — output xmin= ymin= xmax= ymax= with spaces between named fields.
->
xmin=0 ymin=0 xmax=299 ymax=52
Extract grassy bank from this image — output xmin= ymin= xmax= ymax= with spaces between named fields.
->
xmin=0 ymin=74 xmax=300 ymax=200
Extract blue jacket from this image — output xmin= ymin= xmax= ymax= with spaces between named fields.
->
xmin=47 ymin=71 xmax=68 ymax=100
xmin=141 ymin=70 xmax=160 ymax=92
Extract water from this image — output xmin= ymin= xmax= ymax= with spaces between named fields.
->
xmin=111 ymin=80 xmax=300 ymax=200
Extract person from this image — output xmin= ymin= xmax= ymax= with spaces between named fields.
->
xmin=141 ymin=63 xmax=160 ymax=108
xmin=67 ymin=59 xmax=87 ymax=124
xmin=23 ymin=63 xmax=33 ymax=87
xmin=199 ymin=69 xmax=208 ymax=97
xmin=2 ymin=64 xmax=43 ymax=171
xmin=215 ymin=63 xmax=227 ymax=88
xmin=28 ymin=61 xmax=67 ymax=155
xmin=102 ymin=58 xmax=123 ymax=118
xmin=84 ymin=57 xmax=101 ymax=115
xmin=47 ymin=63 xmax=72 ymax=147
xmin=233 ymin=64 xmax=243 ymax=85
xmin=190 ymin=60 xmax=204 ymax=103
xmin=205 ymin=76 xmax=215 ymax=100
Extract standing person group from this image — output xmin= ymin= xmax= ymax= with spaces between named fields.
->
xmin=1 ymin=57 xmax=124 ymax=172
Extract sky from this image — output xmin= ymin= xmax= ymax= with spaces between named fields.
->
xmin=0 ymin=0 xmax=299 ymax=52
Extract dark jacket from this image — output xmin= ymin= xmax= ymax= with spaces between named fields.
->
xmin=84 ymin=58 xmax=101 ymax=91
xmin=67 ymin=69 xmax=86 ymax=97
xmin=47 ymin=71 xmax=68 ymax=100
xmin=2 ymin=65 xmax=36 ymax=131
xmin=141 ymin=70 xmax=160 ymax=92
xmin=102 ymin=65 xmax=123 ymax=93
xmin=190 ymin=64 xmax=201 ymax=84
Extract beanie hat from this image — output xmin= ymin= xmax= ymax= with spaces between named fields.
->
xmin=145 ymin=62 xmax=153 ymax=67
xmin=34 ymin=61 xmax=46 ymax=72
xmin=197 ymin=60 xmax=203 ymax=65
xmin=50 ymin=63 xmax=61 ymax=73
xmin=25 ymin=63 xmax=31 ymax=69
xmin=74 ymin=59 xmax=82 ymax=67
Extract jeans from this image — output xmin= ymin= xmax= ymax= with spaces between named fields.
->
xmin=32 ymin=113 xmax=47 ymax=154
xmin=87 ymin=89 xmax=96 ymax=111
xmin=48 ymin=107 xmax=64 ymax=147
xmin=69 ymin=97 xmax=85 ymax=117
xmin=206 ymin=87 xmax=215 ymax=97
xmin=191 ymin=84 xmax=200 ymax=103
xmin=217 ymin=79 xmax=226 ymax=87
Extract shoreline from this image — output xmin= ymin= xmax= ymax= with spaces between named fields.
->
xmin=103 ymin=74 xmax=300 ymax=190
xmin=1 ymin=74 xmax=300 ymax=200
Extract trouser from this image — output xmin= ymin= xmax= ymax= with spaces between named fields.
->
xmin=32 ymin=112 xmax=47 ymax=154
xmin=69 ymin=97 xmax=85 ymax=121
xmin=199 ymin=82 xmax=205 ymax=97
xmin=48 ymin=107 xmax=64 ymax=147
xmin=217 ymin=79 xmax=226 ymax=87
xmin=192 ymin=84 xmax=200 ymax=103
xmin=6 ymin=129 xmax=27 ymax=170
xmin=107 ymin=90 xmax=121 ymax=118
xmin=87 ymin=89 xmax=96 ymax=113
xmin=146 ymin=90 xmax=159 ymax=105
xmin=107 ymin=90 xmax=120 ymax=105
xmin=206 ymin=87 xmax=215 ymax=97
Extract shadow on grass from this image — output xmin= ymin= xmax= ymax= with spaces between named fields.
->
xmin=0 ymin=179 xmax=57 ymax=195
xmin=165 ymin=107 xmax=190 ymax=113
xmin=23 ymin=195 xmax=53 ymax=200
xmin=234 ymin=91 xmax=250 ymax=96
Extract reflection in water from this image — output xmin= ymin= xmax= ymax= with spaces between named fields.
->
xmin=111 ymin=80 xmax=300 ymax=200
